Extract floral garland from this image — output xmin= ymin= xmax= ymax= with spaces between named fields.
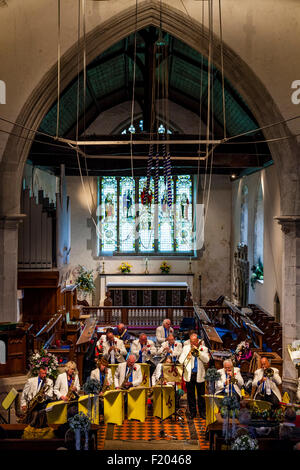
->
xmin=29 ymin=349 xmax=59 ymax=379
xmin=231 ymin=434 xmax=259 ymax=451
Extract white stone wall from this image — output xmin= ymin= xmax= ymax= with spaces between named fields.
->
xmin=22 ymin=163 xmax=58 ymax=204
xmin=66 ymin=174 xmax=232 ymax=305
xmin=231 ymin=165 xmax=283 ymax=315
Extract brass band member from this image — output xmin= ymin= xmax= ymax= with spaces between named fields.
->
xmin=152 ymin=356 xmax=174 ymax=386
xmin=90 ymin=357 xmax=113 ymax=392
xmin=158 ymin=334 xmax=182 ymax=362
xmin=179 ymin=333 xmax=209 ymax=419
xmin=131 ymin=333 xmax=157 ymax=375
xmin=113 ymin=323 xmax=131 ymax=342
xmin=252 ymin=356 xmax=282 ymax=407
xmin=20 ymin=366 xmax=53 ymax=419
xmin=54 ymin=361 xmax=80 ymax=402
xmin=156 ymin=319 xmax=174 ymax=346
xmin=114 ymin=355 xmax=143 ymax=390
xmin=215 ymin=359 xmax=244 ymax=398
xmin=183 ymin=330 xmax=203 ymax=346
xmin=102 ymin=330 xmax=127 ymax=364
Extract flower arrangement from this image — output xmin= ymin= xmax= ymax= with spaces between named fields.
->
xmin=220 ymin=395 xmax=240 ymax=418
xmin=29 ymin=349 xmax=59 ymax=380
xmin=119 ymin=262 xmax=132 ymax=273
xmin=205 ymin=368 xmax=221 ymax=383
xmin=75 ymin=265 xmax=95 ymax=293
xmin=231 ymin=434 xmax=259 ymax=451
xmin=68 ymin=412 xmax=91 ymax=431
xmin=83 ymin=378 xmax=101 ymax=395
xmin=250 ymin=258 xmax=264 ymax=289
xmin=160 ymin=261 xmax=171 ymax=274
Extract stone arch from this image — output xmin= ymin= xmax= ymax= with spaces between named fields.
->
xmin=0 ymin=0 xmax=298 ymax=216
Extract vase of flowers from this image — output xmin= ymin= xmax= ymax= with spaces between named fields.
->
xmin=160 ymin=261 xmax=171 ymax=274
xmin=29 ymin=348 xmax=59 ymax=380
xmin=75 ymin=265 xmax=95 ymax=299
xmin=119 ymin=262 xmax=132 ymax=273
xmin=68 ymin=412 xmax=91 ymax=451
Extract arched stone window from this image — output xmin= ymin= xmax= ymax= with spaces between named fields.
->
xmin=240 ymin=184 xmax=248 ymax=245
xmin=253 ymin=181 xmax=264 ymax=275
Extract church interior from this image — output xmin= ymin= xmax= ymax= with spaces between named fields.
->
xmin=0 ymin=0 xmax=299 ymax=453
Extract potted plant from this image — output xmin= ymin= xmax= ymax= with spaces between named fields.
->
xmin=160 ymin=261 xmax=171 ymax=274
xmin=119 ymin=262 xmax=132 ymax=273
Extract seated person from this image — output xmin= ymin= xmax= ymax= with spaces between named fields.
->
xmin=102 ymin=330 xmax=127 ymax=364
xmin=152 ymin=356 xmax=175 ymax=386
xmin=131 ymin=333 xmax=157 ymax=375
xmin=279 ymin=407 xmax=300 ymax=440
xmin=113 ymin=323 xmax=131 ymax=342
xmin=20 ymin=366 xmax=54 ymax=422
xmin=54 ymin=361 xmax=80 ymax=402
xmin=156 ymin=319 xmax=174 ymax=346
xmin=90 ymin=357 xmax=113 ymax=391
xmin=114 ymin=355 xmax=143 ymax=390
xmin=158 ymin=334 xmax=182 ymax=363
xmin=252 ymin=356 xmax=281 ymax=407
xmin=215 ymin=359 xmax=244 ymax=399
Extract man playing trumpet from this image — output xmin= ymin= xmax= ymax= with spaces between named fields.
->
xmin=251 ymin=356 xmax=282 ymax=407
xmin=102 ymin=330 xmax=127 ymax=365
xmin=215 ymin=359 xmax=244 ymax=399
xmin=131 ymin=333 xmax=157 ymax=375
xmin=179 ymin=333 xmax=209 ymax=419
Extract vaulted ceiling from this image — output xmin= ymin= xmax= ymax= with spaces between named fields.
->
xmin=29 ymin=27 xmax=272 ymax=177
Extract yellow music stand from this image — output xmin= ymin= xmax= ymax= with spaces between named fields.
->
xmin=203 ymin=394 xmax=225 ymax=426
xmin=103 ymin=389 xmax=124 ymax=426
xmin=140 ymin=364 xmax=151 ymax=388
xmin=1 ymin=388 xmax=18 ymax=424
xmin=46 ymin=400 xmax=68 ymax=425
xmin=152 ymin=385 xmax=175 ymax=420
xmin=78 ymin=394 xmax=100 ymax=424
xmin=127 ymin=386 xmax=147 ymax=422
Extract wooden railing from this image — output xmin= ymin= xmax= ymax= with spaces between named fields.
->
xmin=80 ymin=306 xmax=194 ymax=326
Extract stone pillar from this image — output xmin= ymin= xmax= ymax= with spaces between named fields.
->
xmin=0 ymin=214 xmax=26 ymax=323
xmin=274 ymin=216 xmax=300 ymax=398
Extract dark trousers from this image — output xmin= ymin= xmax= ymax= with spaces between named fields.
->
xmin=256 ymin=391 xmax=279 ymax=408
xmin=186 ymin=373 xmax=205 ymax=416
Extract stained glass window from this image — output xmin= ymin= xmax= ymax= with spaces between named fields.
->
xmin=97 ymin=175 xmax=194 ymax=255
xmin=139 ymin=177 xmax=155 ymax=252
xmin=158 ymin=176 xmax=174 ymax=252
xmin=119 ymin=177 xmax=135 ymax=252
xmin=100 ymin=176 xmax=117 ymax=252
xmin=176 ymin=175 xmax=193 ymax=252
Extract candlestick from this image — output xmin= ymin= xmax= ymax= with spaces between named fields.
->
xmin=102 ymin=260 xmax=105 ymax=274
xmin=145 ymin=257 xmax=149 ymax=275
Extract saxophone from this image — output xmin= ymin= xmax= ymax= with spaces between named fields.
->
xmin=100 ymin=370 xmax=111 ymax=394
xmin=66 ymin=376 xmax=78 ymax=401
xmin=120 ymin=367 xmax=134 ymax=390
xmin=19 ymin=381 xmax=50 ymax=423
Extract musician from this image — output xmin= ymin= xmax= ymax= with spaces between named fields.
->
xmin=252 ymin=356 xmax=282 ymax=407
xmin=102 ymin=331 xmax=127 ymax=364
xmin=20 ymin=366 xmax=54 ymax=414
xmin=96 ymin=327 xmax=113 ymax=352
xmin=54 ymin=361 xmax=80 ymax=402
xmin=183 ymin=330 xmax=203 ymax=346
xmin=158 ymin=334 xmax=182 ymax=362
xmin=152 ymin=356 xmax=175 ymax=386
xmin=113 ymin=323 xmax=131 ymax=342
xmin=90 ymin=357 xmax=113 ymax=391
xmin=179 ymin=333 xmax=209 ymax=419
xmin=114 ymin=355 xmax=143 ymax=389
xmin=156 ymin=319 xmax=174 ymax=346
xmin=215 ymin=359 xmax=244 ymax=398
xmin=131 ymin=333 xmax=157 ymax=375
